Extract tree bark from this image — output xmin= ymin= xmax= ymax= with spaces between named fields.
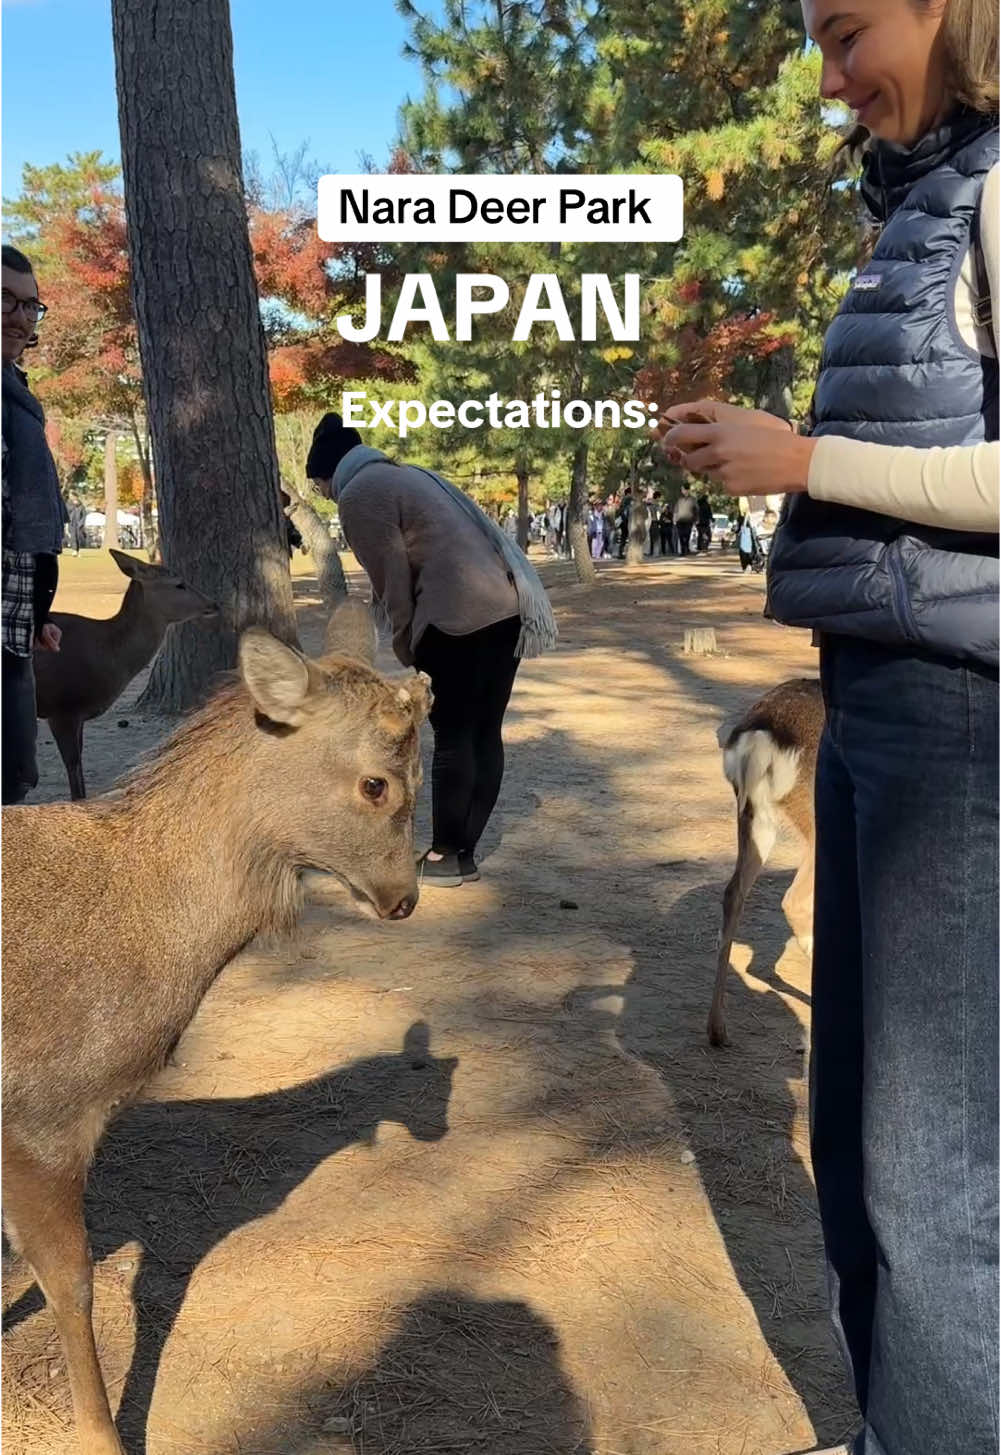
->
xmin=112 ymin=0 xmax=296 ymax=713
xmin=103 ymin=428 xmax=120 ymax=549
xmin=515 ymin=465 xmax=530 ymax=552
xmin=567 ymin=437 xmax=596 ymax=586
xmin=282 ymin=482 xmax=348 ymax=609
xmin=756 ymin=344 xmax=795 ymax=421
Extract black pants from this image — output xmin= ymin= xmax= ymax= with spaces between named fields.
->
xmin=677 ymin=523 xmax=692 ymax=554
xmin=2 ymin=648 xmax=39 ymax=805
xmin=413 ymin=616 xmax=521 ymax=857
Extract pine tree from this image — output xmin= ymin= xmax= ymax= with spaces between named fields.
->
xmin=392 ymin=0 xmax=682 ymax=577
xmin=597 ymin=1 xmax=860 ymax=423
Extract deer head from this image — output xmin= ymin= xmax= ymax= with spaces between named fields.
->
xmin=237 ymin=627 xmax=432 ymax=920
xmin=110 ymin=548 xmax=217 ymax=627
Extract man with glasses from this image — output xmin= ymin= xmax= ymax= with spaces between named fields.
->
xmin=2 ymin=244 xmax=65 ymax=804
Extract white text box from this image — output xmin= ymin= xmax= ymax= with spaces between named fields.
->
xmin=317 ymin=174 xmax=683 ymax=243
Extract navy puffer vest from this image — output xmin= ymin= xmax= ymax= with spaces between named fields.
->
xmin=767 ymin=110 xmax=999 ymax=668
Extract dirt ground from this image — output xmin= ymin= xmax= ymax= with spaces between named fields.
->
xmin=2 ymin=545 xmax=859 ymax=1455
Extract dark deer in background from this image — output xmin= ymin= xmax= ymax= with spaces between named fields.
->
xmin=33 ymin=548 xmax=216 ymax=799
xmin=2 ymin=603 xmax=433 ymax=1455
xmin=709 ymin=678 xmax=825 ymax=1047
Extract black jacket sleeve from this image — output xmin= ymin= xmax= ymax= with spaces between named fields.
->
xmin=32 ymin=552 xmax=58 ymax=633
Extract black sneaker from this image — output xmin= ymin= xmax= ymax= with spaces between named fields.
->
xmin=458 ymin=851 xmax=480 ymax=883
xmin=417 ymin=851 xmax=464 ymax=888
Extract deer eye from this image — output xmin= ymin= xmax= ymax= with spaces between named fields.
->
xmin=361 ymin=777 xmax=387 ymax=803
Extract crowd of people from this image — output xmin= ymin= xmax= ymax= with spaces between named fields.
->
xmin=524 ymin=483 xmax=721 ymax=561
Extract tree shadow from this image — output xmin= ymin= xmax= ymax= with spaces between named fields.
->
xmin=217 ymin=1288 xmax=594 ymax=1454
xmin=2 ymin=1022 xmax=457 ymax=1455
xmin=568 ymin=873 xmax=856 ymax=1445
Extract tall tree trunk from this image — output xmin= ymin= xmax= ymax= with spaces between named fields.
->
xmin=516 ymin=464 xmax=530 ymax=551
xmin=567 ymin=438 xmax=595 ymax=586
xmin=626 ymin=456 xmax=648 ymax=564
xmin=103 ymin=428 xmax=120 ymax=548
xmin=282 ymin=483 xmax=348 ymax=608
xmin=112 ymin=0 xmax=296 ymax=713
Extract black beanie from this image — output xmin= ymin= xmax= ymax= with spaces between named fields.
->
xmin=305 ymin=412 xmax=363 ymax=482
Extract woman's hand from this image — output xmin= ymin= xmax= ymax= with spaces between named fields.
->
xmin=651 ymin=397 xmax=815 ymax=496
xmin=657 ymin=397 xmax=793 ymax=435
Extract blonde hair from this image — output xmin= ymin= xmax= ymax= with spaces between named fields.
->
xmin=840 ymin=0 xmax=998 ymax=155
xmin=936 ymin=0 xmax=999 ymax=111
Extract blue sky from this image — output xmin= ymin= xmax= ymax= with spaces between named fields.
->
xmin=2 ymin=0 xmax=440 ymax=199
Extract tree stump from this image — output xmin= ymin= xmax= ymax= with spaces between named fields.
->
xmin=683 ymin=627 xmax=717 ymax=656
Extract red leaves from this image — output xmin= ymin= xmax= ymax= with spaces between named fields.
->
xmin=635 ymin=311 xmax=796 ymax=407
xmin=268 ymin=339 xmax=416 ymax=411
xmin=25 ymin=178 xmax=412 ymax=425
xmin=249 ymin=207 xmax=336 ymax=315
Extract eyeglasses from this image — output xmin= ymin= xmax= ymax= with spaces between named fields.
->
xmin=1 ymin=291 xmax=48 ymax=323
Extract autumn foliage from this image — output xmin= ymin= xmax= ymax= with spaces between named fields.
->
xmin=7 ymin=155 xmax=414 ymax=450
xmin=635 ymin=313 xmax=797 ymax=411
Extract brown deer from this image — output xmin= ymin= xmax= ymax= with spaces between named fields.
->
xmin=1 ymin=603 xmax=432 ymax=1455
xmin=33 ymin=548 xmax=216 ymax=800
xmin=709 ymin=677 xmax=825 ymax=1048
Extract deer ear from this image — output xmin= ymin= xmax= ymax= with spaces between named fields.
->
xmin=397 ymin=671 xmax=433 ymax=723
xmin=239 ymin=628 xmax=311 ymax=726
xmin=324 ymin=599 xmax=377 ymax=665
xmin=402 ymin=1021 xmax=431 ymax=1060
xmin=109 ymin=548 xmax=142 ymax=579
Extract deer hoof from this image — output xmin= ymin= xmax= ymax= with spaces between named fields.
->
xmin=707 ymin=1017 xmax=730 ymax=1049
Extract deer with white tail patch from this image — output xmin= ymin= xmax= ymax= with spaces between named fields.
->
xmin=709 ymin=677 xmax=825 ymax=1048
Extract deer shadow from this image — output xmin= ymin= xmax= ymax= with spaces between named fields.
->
xmin=216 ymin=1288 xmax=594 ymax=1454
xmin=2 ymin=1022 xmax=456 ymax=1455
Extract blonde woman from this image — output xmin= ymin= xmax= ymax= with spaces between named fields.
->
xmin=662 ymin=3 xmax=998 ymax=1453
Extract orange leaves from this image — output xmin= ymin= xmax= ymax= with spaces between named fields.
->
xmin=249 ymin=207 xmax=336 ymax=316
xmin=706 ymin=169 xmax=725 ymax=201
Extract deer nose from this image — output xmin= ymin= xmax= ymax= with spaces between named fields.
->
xmin=388 ymin=894 xmax=417 ymax=920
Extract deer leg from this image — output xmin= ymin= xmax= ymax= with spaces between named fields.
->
xmin=782 ymin=851 xmax=815 ymax=960
xmin=709 ymin=800 xmax=770 ymax=1047
xmin=48 ymin=714 xmax=86 ymax=800
xmin=2 ymin=1143 xmax=123 ymax=1455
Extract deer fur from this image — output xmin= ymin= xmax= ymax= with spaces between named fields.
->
xmin=33 ymin=548 xmax=216 ymax=800
xmin=709 ymin=677 xmax=825 ymax=1048
xmin=1 ymin=602 xmax=432 ymax=1455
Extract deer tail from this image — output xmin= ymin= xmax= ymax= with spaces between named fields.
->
xmin=721 ymin=728 xmax=801 ymax=865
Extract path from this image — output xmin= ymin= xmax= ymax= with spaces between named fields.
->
xmin=3 ymin=551 xmax=857 ymax=1454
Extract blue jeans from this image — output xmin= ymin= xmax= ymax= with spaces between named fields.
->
xmin=812 ymin=637 xmax=999 ymax=1455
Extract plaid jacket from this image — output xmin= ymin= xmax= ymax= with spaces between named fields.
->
xmin=2 ymin=435 xmax=37 ymax=657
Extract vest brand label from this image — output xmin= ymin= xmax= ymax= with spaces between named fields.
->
xmin=852 ymin=272 xmax=882 ymax=290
